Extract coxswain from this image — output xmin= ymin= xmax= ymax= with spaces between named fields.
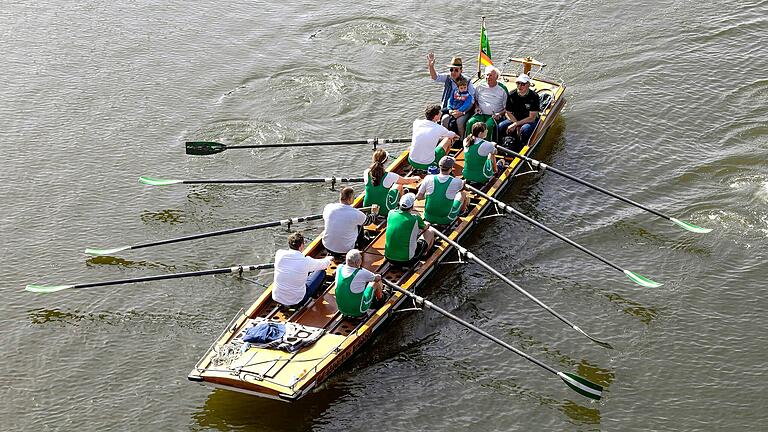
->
xmin=363 ymin=149 xmax=420 ymax=217
xmin=272 ymin=232 xmax=332 ymax=306
xmin=384 ymin=193 xmax=434 ymax=266
xmin=408 ymin=104 xmax=459 ymax=171
xmin=333 ymin=249 xmax=383 ymax=317
xmin=322 ymin=187 xmax=378 ymax=258
xmin=416 ymin=156 xmax=467 ymax=225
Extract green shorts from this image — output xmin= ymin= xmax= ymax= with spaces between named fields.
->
xmin=408 ymin=146 xmax=447 ymax=170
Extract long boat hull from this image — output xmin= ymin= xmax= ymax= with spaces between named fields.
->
xmin=188 ymin=72 xmax=567 ymax=401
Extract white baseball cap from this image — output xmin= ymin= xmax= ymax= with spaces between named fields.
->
xmin=399 ymin=193 xmax=416 ymax=210
xmin=515 ymin=73 xmax=531 ymax=84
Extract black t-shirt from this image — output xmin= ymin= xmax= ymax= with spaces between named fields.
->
xmin=505 ymin=90 xmax=540 ymax=121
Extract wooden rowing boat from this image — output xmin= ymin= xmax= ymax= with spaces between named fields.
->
xmin=187 ymin=59 xmax=567 ymax=401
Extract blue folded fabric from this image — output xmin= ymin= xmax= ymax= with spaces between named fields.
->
xmin=243 ymin=322 xmax=286 ymax=344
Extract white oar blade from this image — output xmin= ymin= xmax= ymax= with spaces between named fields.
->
xmin=623 ymin=270 xmax=663 ymax=288
xmin=557 ymin=372 xmax=603 ymax=400
xmin=670 ymin=217 xmax=712 ymax=234
xmin=138 ymin=176 xmax=182 ymax=186
xmin=84 ymin=245 xmax=130 ymax=256
xmin=25 ymin=284 xmax=75 ymax=293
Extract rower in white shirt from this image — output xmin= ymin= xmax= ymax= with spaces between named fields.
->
xmin=322 ymin=187 xmax=378 ymax=257
xmin=272 ymin=232 xmax=333 ymax=306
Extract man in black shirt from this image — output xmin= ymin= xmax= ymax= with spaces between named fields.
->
xmin=499 ymin=74 xmax=540 ymax=147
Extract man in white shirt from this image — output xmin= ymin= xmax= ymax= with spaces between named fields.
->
xmin=465 ymin=65 xmax=508 ymax=142
xmin=322 ymin=187 xmax=378 ymax=256
xmin=408 ymin=104 xmax=459 ymax=171
xmin=272 ymin=232 xmax=333 ymax=306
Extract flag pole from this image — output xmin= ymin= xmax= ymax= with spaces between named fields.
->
xmin=477 ymin=16 xmax=485 ymax=78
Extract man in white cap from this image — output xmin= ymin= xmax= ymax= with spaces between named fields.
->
xmin=416 ymin=155 xmax=467 ymax=225
xmin=465 ymin=65 xmax=508 ymax=142
xmin=384 ymin=192 xmax=435 ymax=266
xmin=499 ymin=73 xmax=541 ymax=147
xmin=427 ymin=53 xmax=477 ymax=138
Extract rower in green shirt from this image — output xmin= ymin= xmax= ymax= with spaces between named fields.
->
xmin=384 ymin=193 xmax=435 ymax=266
xmin=363 ymin=149 xmax=420 ymax=217
xmin=416 ymin=156 xmax=468 ymax=225
xmin=462 ymin=122 xmax=498 ymax=184
xmin=334 ymin=249 xmax=383 ymax=317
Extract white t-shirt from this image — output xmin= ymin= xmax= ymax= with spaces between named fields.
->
xmin=337 ymin=264 xmax=377 ymax=294
xmin=322 ymin=202 xmax=367 ymax=254
xmin=363 ymin=169 xmax=399 ymax=189
xmin=418 ymin=174 xmax=464 ymax=200
xmin=475 ymin=81 xmax=508 ymax=115
xmin=272 ymin=249 xmax=332 ymax=305
xmin=409 ymin=119 xmax=457 ymax=165
xmin=465 ymin=138 xmax=497 ymax=157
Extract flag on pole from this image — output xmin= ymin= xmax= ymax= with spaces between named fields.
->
xmin=479 ymin=21 xmax=493 ymax=67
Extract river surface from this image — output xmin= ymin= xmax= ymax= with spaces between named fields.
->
xmin=2 ymin=1 xmax=767 ymax=431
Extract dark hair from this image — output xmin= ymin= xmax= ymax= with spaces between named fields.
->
xmin=454 ymin=77 xmax=468 ymax=87
xmin=340 ymin=186 xmax=355 ymax=202
xmin=369 ymin=149 xmax=388 ymax=187
xmin=288 ymin=232 xmax=304 ymax=250
xmin=424 ymin=104 xmax=441 ymax=120
xmin=464 ymin=122 xmax=487 ymax=147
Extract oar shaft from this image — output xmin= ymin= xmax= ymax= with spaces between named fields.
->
xmin=465 ymin=185 xmax=624 ymax=272
xmin=430 ymin=228 xmax=581 ymax=330
xmin=497 ymin=147 xmax=672 ymax=221
xmin=179 ymin=177 xmax=364 ymax=185
xmin=130 ymin=214 xmax=323 ymax=250
xmin=383 ymin=280 xmax=558 ymax=375
xmin=226 ymin=138 xmax=410 ymax=149
xmin=74 ymin=264 xmax=274 ymax=289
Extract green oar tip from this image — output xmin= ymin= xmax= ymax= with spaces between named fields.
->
xmin=84 ymin=245 xmax=130 ymax=256
xmin=623 ymin=270 xmax=663 ymax=288
xmin=557 ymin=372 xmax=603 ymax=400
xmin=670 ymin=217 xmax=713 ymax=234
xmin=25 ymin=284 xmax=75 ymax=293
xmin=138 ymin=176 xmax=182 ymax=186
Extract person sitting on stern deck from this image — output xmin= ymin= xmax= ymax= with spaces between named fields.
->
xmin=462 ymin=122 xmax=498 ymax=185
xmin=465 ymin=65 xmax=508 ymax=143
xmin=440 ymin=76 xmax=474 ymax=134
xmin=385 ymin=193 xmax=435 ymax=267
xmin=427 ymin=53 xmax=476 ymax=138
xmin=334 ymin=249 xmax=383 ymax=318
xmin=499 ymin=73 xmax=540 ymax=148
xmin=408 ymin=104 xmax=459 ymax=171
xmin=363 ymin=149 xmax=420 ymax=217
xmin=272 ymin=232 xmax=333 ymax=307
xmin=416 ymin=156 xmax=467 ymax=225
xmin=322 ymin=187 xmax=378 ymax=258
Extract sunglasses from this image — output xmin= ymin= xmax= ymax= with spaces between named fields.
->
xmin=450 ymin=67 xmax=461 ymax=72
xmin=516 ymin=82 xmax=529 ymax=86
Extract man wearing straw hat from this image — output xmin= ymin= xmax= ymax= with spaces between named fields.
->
xmin=427 ymin=53 xmax=476 ymax=138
